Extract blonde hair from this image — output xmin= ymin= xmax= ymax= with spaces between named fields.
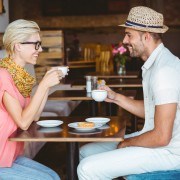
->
xmin=3 ymin=19 xmax=40 ymax=57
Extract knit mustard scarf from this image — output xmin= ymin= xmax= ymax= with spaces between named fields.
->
xmin=0 ymin=57 xmax=36 ymax=97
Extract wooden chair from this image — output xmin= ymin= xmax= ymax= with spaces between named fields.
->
xmin=68 ymin=43 xmax=114 ymax=72
xmin=81 ymin=43 xmax=98 ymax=61
xmin=95 ymin=44 xmax=114 ymax=73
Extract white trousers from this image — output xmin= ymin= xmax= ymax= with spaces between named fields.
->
xmin=77 ymin=131 xmax=180 ymax=180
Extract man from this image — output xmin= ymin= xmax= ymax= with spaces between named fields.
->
xmin=77 ymin=6 xmax=180 ymax=180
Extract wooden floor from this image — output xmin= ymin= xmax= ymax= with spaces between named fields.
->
xmin=34 ymin=142 xmax=67 ymax=179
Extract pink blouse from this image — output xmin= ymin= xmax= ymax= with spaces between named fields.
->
xmin=0 ymin=68 xmax=30 ymax=167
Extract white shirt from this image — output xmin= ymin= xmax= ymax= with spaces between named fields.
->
xmin=141 ymin=43 xmax=180 ymax=155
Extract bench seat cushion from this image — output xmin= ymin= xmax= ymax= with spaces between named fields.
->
xmin=126 ymin=170 xmax=180 ymax=180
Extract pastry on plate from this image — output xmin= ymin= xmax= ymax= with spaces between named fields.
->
xmin=78 ymin=122 xmax=95 ymax=128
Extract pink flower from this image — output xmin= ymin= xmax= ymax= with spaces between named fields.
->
xmin=112 ymin=43 xmax=128 ymax=65
xmin=112 ymin=49 xmax=119 ymax=55
xmin=112 ymin=43 xmax=127 ymax=56
xmin=117 ymin=46 xmax=127 ymax=55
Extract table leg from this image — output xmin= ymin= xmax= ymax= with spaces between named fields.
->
xmin=131 ymin=115 xmax=138 ymax=132
xmin=108 ymin=103 xmax=112 ymax=116
xmin=91 ymin=100 xmax=97 ymax=116
xmin=66 ymin=142 xmax=79 ymax=180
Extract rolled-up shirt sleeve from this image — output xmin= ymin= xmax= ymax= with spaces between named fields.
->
xmin=0 ymin=69 xmax=19 ymax=110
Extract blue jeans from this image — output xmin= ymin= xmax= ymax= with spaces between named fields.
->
xmin=126 ymin=170 xmax=180 ymax=180
xmin=0 ymin=156 xmax=60 ymax=180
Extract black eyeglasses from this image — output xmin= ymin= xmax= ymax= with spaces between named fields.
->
xmin=20 ymin=41 xmax=42 ymax=50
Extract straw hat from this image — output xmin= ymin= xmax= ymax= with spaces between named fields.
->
xmin=119 ymin=6 xmax=168 ymax=33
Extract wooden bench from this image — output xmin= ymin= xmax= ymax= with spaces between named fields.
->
xmin=38 ymin=30 xmax=64 ymax=64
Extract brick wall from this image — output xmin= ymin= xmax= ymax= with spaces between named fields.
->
xmin=9 ymin=0 xmax=180 ymax=28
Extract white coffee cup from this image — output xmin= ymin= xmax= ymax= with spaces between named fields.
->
xmin=91 ymin=90 xmax=107 ymax=102
xmin=57 ymin=66 xmax=68 ymax=76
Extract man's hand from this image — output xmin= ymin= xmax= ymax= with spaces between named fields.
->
xmin=117 ymin=141 xmax=127 ymax=148
xmin=117 ymin=138 xmax=133 ymax=148
xmin=99 ymin=85 xmax=117 ymax=103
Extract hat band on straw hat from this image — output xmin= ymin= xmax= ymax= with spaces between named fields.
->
xmin=125 ymin=20 xmax=163 ymax=29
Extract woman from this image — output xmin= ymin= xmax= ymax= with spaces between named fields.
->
xmin=0 ymin=19 xmax=61 ymax=179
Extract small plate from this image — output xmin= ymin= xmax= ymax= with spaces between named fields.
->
xmin=98 ymin=124 xmax=110 ymax=130
xmin=85 ymin=117 xmax=110 ymax=126
xmin=68 ymin=122 xmax=102 ymax=132
xmin=68 ymin=129 xmax=102 ymax=135
xmin=37 ymin=120 xmax=63 ymax=128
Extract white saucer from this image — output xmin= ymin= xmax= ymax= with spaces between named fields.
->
xmin=85 ymin=117 xmax=110 ymax=126
xmin=37 ymin=120 xmax=63 ymax=128
xmin=38 ymin=127 xmax=62 ymax=133
xmin=68 ymin=129 xmax=102 ymax=135
xmin=97 ymin=124 xmax=110 ymax=130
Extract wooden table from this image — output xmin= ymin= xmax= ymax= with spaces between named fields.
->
xmin=105 ymin=79 xmax=142 ymax=88
xmin=72 ymin=78 xmax=142 ymax=89
xmin=48 ymin=89 xmax=137 ymax=116
xmin=86 ymin=71 xmax=139 ymax=79
xmin=48 ymin=90 xmax=92 ymax=101
xmin=10 ymin=116 xmax=125 ymax=180
xmin=48 ymin=89 xmax=137 ymax=101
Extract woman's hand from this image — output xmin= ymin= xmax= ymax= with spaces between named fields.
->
xmin=99 ymin=85 xmax=117 ymax=103
xmin=41 ymin=69 xmax=63 ymax=89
